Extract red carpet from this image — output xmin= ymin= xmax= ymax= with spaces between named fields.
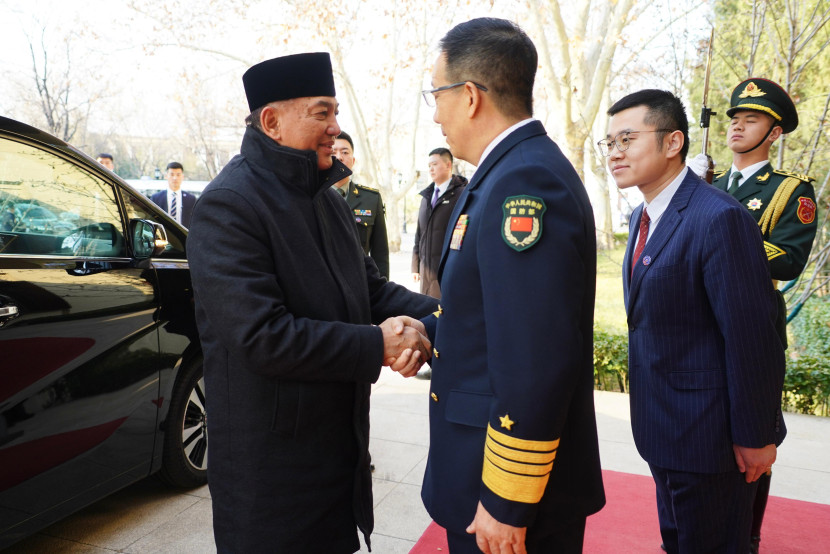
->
xmin=411 ymin=470 xmax=830 ymax=553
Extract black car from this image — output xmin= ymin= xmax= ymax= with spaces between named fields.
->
xmin=0 ymin=116 xmax=207 ymax=548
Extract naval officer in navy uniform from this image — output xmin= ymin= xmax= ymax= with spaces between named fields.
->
xmin=411 ymin=18 xmax=605 ymax=553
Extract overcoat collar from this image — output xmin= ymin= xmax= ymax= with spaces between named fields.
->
xmin=240 ymin=126 xmax=351 ymax=197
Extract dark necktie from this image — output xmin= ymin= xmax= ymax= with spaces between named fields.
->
xmin=631 ymin=208 xmax=650 ymax=278
xmin=338 ymin=186 xmax=347 ymax=198
xmin=170 ymin=193 xmax=178 ymax=220
xmin=431 ymin=187 xmax=440 ymax=209
xmin=727 ymin=171 xmax=742 ymax=196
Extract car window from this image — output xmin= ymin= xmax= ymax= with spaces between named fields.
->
xmin=0 ymin=137 xmax=125 ymax=257
xmin=123 ymin=190 xmax=186 ymax=258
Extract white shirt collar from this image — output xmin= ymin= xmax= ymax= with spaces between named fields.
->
xmin=469 ymin=118 xmax=535 ymax=181
xmin=730 ymin=159 xmax=769 ymax=187
xmin=434 ymin=177 xmax=451 ymax=196
xmin=642 ymin=166 xmax=688 ymax=239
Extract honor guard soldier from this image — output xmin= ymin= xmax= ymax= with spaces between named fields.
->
xmin=713 ymin=78 xmax=818 ymax=284
xmin=714 ymin=78 xmax=818 ymax=554
xmin=333 ymin=131 xmax=390 ymax=279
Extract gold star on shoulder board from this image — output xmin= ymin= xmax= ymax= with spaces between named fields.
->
xmin=747 ymin=198 xmax=763 ymax=211
xmin=499 ymin=414 xmax=515 ymax=431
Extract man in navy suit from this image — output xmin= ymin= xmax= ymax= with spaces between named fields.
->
xmin=602 ymin=89 xmax=786 ymax=553
xmin=150 ymin=162 xmax=197 ymax=228
xmin=411 ymin=18 xmax=605 ymax=553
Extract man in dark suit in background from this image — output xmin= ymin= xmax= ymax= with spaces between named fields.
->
xmin=412 ymin=147 xmax=467 ymax=298
xmin=332 ymin=131 xmax=390 ymax=279
xmin=603 ymin=89 xmax=786 ymax=553
xmin=150 ymin=162 xmax=197 ymax=227
xmin=413 ymin=18 xmax=605 ymax=553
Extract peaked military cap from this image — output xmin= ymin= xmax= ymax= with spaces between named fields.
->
xmin=726 ymin=78 xmax=798 ymax=134
xmin=242 ymin=53 xmax=336 ymax=112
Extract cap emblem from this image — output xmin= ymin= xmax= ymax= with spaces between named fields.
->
xmin=738 ymin=82 xmax=766 ymax=98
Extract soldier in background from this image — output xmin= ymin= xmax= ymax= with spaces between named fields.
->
xmin=691 ymin=77 xmax=818 ymax=554
xmin=332 ymin=131 xmax=390 ymax=279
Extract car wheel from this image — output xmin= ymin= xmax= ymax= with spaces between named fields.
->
xmin=159 ymin=357 xmax=208 ymax=488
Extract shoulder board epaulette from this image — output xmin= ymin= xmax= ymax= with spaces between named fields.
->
xmin=773 ymin=169 xmax=813 ymax=183
xmin=355 ymin=183 xmax=380 ymax=193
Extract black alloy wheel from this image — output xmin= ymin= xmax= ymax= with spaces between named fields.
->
xmin=159 ymin=358 xmax=208 ymax=488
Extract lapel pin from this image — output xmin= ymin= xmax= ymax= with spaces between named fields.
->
xmin=643 ymin=256 xmax=651 ymax=266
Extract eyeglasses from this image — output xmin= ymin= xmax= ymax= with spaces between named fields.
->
xmin=596 ymin=129 xmax=676 ymax=157
xmin=421 ymin=81 xmax=488 ymax=107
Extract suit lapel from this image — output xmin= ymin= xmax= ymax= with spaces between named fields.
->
xmin=435 ymin=121 xmax=547 ymax=282
xmin=627 ymin=173 xmax=698 ymax=310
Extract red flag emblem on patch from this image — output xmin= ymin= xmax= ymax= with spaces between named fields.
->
xmin=797 ymin=197 xmax=816 ymax=224
xmin=510 ymin=217 xmax=533 ymax=232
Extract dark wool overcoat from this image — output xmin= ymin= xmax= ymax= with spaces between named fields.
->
xmin=187 ymin=127 xmax=437 ymax=553
xmin=411 ymin=174 xmax=467 ymax=298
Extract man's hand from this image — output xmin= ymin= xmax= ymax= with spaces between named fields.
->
xmin=380 ymin=316 xmax=431 ymax=377
xmin=466 ymin=501 xmax=527 ymax=554
xmin=733 ymin=443 xmax=776 ymax=483
xmin=412 ymin=272 xmax=421 ymax=283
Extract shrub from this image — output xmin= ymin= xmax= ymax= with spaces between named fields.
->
xmin=789 ymin=294 xmax=830 ymax=358
xmin=783 ymin=356 xmax=830 ymax=416
xmin=593 ymin=328 xmax=629 ymax=393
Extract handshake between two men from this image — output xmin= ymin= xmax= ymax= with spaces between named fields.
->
xmin=379 ymin=316 xmax=431 ymax=377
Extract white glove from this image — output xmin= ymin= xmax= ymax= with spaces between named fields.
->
xmin=687 ymin=153 xmax=713 ymax=179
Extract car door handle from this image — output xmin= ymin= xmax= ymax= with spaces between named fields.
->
xmin=0 ymin=305 xmax=19 ymax=318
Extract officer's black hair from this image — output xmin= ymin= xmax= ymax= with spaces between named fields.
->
xmin=607 ymin=89 xmax=690 ymax=162
xmin=166 ymin=161 xmax=184 ymax=171
xmin=337 ymin=131 xmax=354 ymax=150
xmin=97 ymin=153 xmax=113 ymax=161
xmin=439 ymin=18 xmax=536 ymax=119
xmin=429 ymin=147 xmax=453 ymax=163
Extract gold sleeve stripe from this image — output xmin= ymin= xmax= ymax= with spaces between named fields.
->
xmin=482 ymin=454 xmax=550 ymax=503
xmin=484 ymin=448 xmax=554 ymax=476
xmin=764 ymin=241 xmax=787 ymax=261
xmin=487 ymin=424 xmax=560 ymax=452
xmin=486 ymin=434 xmax=557 ymax=465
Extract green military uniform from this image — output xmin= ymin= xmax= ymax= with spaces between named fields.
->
xmin=715 ymin=77 xmax=819 ymax=554
xmin=341 ymin=180 xmax=390 ymax=279
xmin=713 ymin=165 xmax=816 ymax=281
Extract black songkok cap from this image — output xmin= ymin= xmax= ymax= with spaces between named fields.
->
xmin=242 ymin=52 xmax=336 ymax=112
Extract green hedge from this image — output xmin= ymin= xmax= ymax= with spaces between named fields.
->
xmin=592 ymin=327 xmax=830 ymax=416
xmin=593 ymin=328 xmax=629 ymax=393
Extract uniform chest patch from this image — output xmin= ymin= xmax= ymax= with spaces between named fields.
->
xmin=501 ymin=195 xmax=546 ymax=251
xmin=450 ymin=214 xmax=469 ymax=250
xmin=354 ymin=209 xmax=372 ymax=217
xmin=797 ymin=197 xmax=816 ymax=224
xmin=747 ymin=198 xmax=763 ymax=211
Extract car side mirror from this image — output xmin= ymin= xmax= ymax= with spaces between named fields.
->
xmin=131 ymin=219 xmax=169 ymax=258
